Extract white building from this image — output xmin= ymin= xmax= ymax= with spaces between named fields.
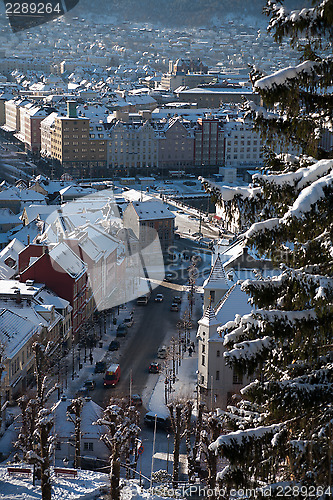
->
xmin=52 ymin=396 xmax=109 ymax=464
xmin=197 ymin=254 xmax=253 ymax=409
xmin=223 ymin=118 xmax=262 ymax=168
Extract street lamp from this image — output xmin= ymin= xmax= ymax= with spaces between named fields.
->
xmin=166 ymin=434 xmax=170 ymax=473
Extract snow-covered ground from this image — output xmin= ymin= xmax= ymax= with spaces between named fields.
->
xmin=0 ymin=467 xmax=108 ymax=500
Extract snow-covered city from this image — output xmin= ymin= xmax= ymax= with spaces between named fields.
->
xmin=0 ymin=1 xmax=332 ymax=499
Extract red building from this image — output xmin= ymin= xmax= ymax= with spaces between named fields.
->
xmin=19 ymin=242 xmax=90 ymax=337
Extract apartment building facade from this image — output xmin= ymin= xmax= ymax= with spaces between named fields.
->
xmin=194 ymin=116 xmax=225 ymax=167
xmin=107 ymin=119 xmax=158 ymax=170
xmin=223 ymin=118 xmax=262 ymax=168
xmin=156 ymin=117 xmax=195 ymax=169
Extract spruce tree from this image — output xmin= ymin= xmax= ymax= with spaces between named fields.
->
xmin=201 ymin=1 xmax=333 ymax=497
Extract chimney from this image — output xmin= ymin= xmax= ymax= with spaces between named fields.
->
xmin=27 ymin=234 xmax=30 ymax=245
xmin=14 ymin=289 xmax=21 ymax=303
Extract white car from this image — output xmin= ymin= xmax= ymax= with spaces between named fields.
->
xmin=157 ymin=346 xmax=167 ymax=359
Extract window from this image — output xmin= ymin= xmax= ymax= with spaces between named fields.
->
xmin=83 ymin=442 xmax=94 ymax=451
xmin=56 ymin=442 xmax=61 ymax=450
xmin=216 ymin=370 xmax=220 ymax=381
xmin=202 ymin=355 xmax=205 ymax=366
xmin=216 ymin=350 xmax=220 ymax=357
xmin=210 ymin=291 xmax=215 ymax=302
xmin=233 ymin=370 xmax=243 ymax=385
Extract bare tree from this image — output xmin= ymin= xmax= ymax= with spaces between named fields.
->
xmin=94 ymin=399 xmax=140 ymax=500
xmin=185 ymin=402 xmax=205 ymax=484
xmin=67 ymin=397 xmax=84 ymax=469
xmin=34 ymin=408 xmax=54 ymax=500
xmin=16 ymin=335 xmax=57 ymax=496
xmin=199 ymin=411 xmax=224 ymax=494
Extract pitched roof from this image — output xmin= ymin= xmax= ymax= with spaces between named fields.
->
xmin=198 ymin=303 xmax=220 ymax=327
xmin=0 ymin=309 xmax=38 ymax=359
xmin=203 ymin=253 xmax=229 ymax=290
xmin=49 ymin=242 xmax=87 ymax=279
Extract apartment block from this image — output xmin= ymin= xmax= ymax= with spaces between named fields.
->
xmin=107 ymin=118 xmax=158 ymax=170
xmin=194 ymin=116 xmax=225 ymax=167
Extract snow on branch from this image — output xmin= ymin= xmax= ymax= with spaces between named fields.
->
xmin=199 ymin=176 xmax=262 ymax=202
xmin=209 ymin=423 xmax=284 ymax=454
xmin=253 ymin=159 xmax=333 ymax=189
xmin=268 ymin=0 xmax=330 ymax=31
xmin=282 ymin=170 xmax=333 ymax=221
xmin=220 ymin=313 xmax=258 ymax=345
xmin=245 ymin=217 xmax=280 ymax=239
xmin=246 ymin=100 xmax=282 ymax=121
xmin=224 ymin=336 xmax=272 ymax=364
xmin=254 ymin=60 xmax=318 ymax=91
xmin=245 ymin=167 xmax=333 ymax=239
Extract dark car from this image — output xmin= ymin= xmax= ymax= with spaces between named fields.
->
xmin=94 ymin=361 xmax=107 ymax=373
xmin=131 ymin=394 xmax=143 ymax=406
xmin=154 ymin=293 xmax=164 ymax=302
xmin=144 ymin=412 xmax=171 ymax=431
xmin=108 ymin=340 xmax=120 ymax=351
xmin=173 ymin=296 xmax=181 ymax=304
xmin=116 ymin=323 xmax=128 ymax=337
xmin=148 ymin=362 xmax=160 ymax=374
xmin=170 ymin=303 xmax=179 ymax=312
xmin=84 ymin=380 xmax=96 ymax=391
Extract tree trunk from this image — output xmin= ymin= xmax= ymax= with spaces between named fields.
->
xmin=40 ymin=422 xmax=52 ymax=500
xmin=110 ymin=448 xmax=121 ymax=500
xmin=172 ymin=405 xmax=182 ymax=488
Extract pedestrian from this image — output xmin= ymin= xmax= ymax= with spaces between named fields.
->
xmin=89 ymin=353 xmax=93 ymax=365
xmin=191 ymin=341 xmax=195 ymax=353
xmin=188 ymin=346 xmax=193 ymax=357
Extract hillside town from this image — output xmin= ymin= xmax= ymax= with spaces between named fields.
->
xmin=0 ymin=1 xmax=333 ymax=499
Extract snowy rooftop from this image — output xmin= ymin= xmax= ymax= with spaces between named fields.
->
xmin=0 ymin=309 xmax=39 ymax=359
xmin=52 ymin=398 xmax=105 ymax=439
xmin=49 ymin=242 xmax=87 ymax=279
xmin=131 ymin=200 xmax=175 ymax=221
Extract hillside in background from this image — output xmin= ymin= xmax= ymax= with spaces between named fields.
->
xmin=78 ymin=0 xmax=308 ymax=26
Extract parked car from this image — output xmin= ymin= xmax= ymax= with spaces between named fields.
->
xmin=154 ymin=294 xmax=164 ymax=302
xmin=123 ymin=317 xmax=134 ymax=327
xmin=144 ymin=412 xmax=171 ymax=431
xmin=157 ymin=346 xmax=167 ymax=359
xmin=108 ymin=340 xmax=120 ymax=351
xmin=116 ymin=323 xmax=128 ymax=337
xmin=149 ymin=362 xmax=160 ymax=374
xmin=131 ymin=394 xmax=143 ymax=406
xmin=170 ymin=303 xmax=179 ymax=312
xmin=84 ymin=380 xmax=96 ymax=391
xmin=173 ymin=296 xmax=181 ymax=304
xmin=163 ymin=273 xmax=173 ymax=282
xmin=77 ymin=386 xmax=89 ymax=397
xmin=94 ymin=361 xmax=107 ymax=373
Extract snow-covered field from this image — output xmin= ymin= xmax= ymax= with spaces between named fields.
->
xmin=0 ymin=467 xmax=108 ymax=500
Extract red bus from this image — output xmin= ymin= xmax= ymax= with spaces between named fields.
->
xmin=103 ymin=364 xmax=120 ymax=387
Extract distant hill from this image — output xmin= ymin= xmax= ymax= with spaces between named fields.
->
xmin=78 ymin=0 xmax=309 ymax=27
